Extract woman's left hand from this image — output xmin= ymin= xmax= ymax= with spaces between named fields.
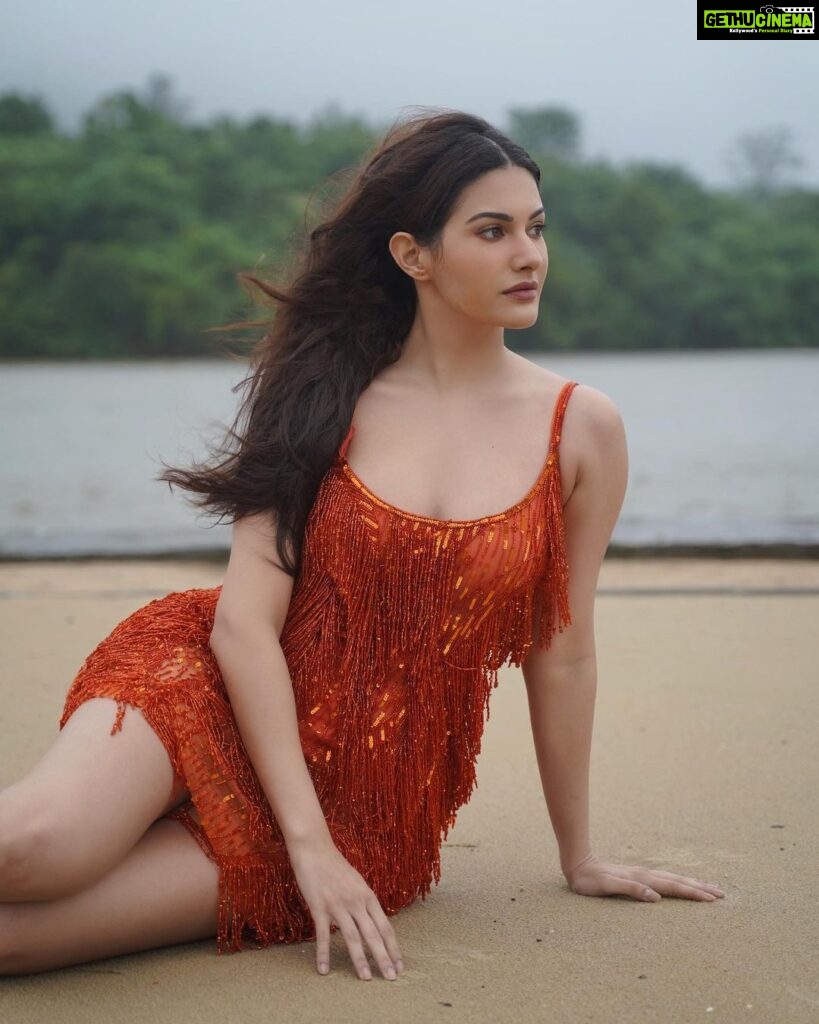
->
xmin=564 ymin=853 xmax=726 ymax=902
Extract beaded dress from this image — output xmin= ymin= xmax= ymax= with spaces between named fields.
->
xmin=59 ymin=379 xmax=579 ymax=954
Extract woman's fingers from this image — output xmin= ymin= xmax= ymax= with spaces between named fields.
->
xmin=343 ymin=906 xmax=403 ymax=981
xmin=568 ymin=857 xmax=727 ymax=904
xmin=351 ymin=914 xmax=397 ymax=980
xmin=631 ymin=869 xmax=724 ymax=900
xmin=315 ymin=915 xmax=332 ymax=975
xmin=640 ymin=869 xmax=725 ymax=897
xmin=330 ymin=903 xmax=402 ymax=981
xmin=366 ymin=895 xmax=404 ymax=972
xmin=638 ymin=872 xmax=724 ymax=897
xmin=336 ymin=910 xmax=378 ymax=980
xmin=314 ymin=910 xmax=402 ymax=980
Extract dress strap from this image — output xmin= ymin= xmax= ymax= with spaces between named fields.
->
xmin=549 ymin=380 xmax=578 ymax=457
xmin=338 ymin=423 xmax=356 ymax=460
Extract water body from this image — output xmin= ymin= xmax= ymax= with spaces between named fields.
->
xmin=1 ymin=349 xmax=817 ymax=558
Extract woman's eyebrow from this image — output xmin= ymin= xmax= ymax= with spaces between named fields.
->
xmin=465 ymin=206 xmax=545 ymax=224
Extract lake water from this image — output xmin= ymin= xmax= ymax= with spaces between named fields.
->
xmin=1 ymin=349 xmax=817 ymax=558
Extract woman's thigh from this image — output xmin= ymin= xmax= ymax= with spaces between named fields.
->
xmin=0 ymin=816 xmax=219 ymax=975
xmin=0 ymin=697 xmax=190 ymax=900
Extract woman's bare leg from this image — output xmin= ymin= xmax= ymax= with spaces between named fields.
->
xmin=0 ymin=815 xmax=219 ymax=975
xmin=0 ymin=697 xmax=191 ymax=901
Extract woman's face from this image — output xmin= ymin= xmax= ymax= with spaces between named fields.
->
xmin=429 ymin=165 xmax=548 ymax=327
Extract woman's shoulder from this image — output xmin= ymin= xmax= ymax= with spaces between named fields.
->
xmin=514 ymin=358 xmax=623 ymax=437
xmin=515 ymin=359 xmax=625 ymax=504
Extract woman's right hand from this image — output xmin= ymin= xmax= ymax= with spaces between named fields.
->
xmin=286 ymin=833 xmax=404 ymax=981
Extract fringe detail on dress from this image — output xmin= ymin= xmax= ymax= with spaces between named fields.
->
xmin=275 ymin=379 xmax=578 ymax=920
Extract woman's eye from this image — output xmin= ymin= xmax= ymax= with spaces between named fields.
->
xmin=479 ymin=223 xmax=547 ymax=239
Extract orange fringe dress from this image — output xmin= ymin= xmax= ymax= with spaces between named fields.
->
xmin=59 ymin=379 xmax=579 ymax=954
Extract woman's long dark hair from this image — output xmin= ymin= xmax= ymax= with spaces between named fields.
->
xmin=156 ymin=107 xmax=542 ymax=577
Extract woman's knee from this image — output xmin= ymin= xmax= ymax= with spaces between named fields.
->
xmin=0 ymin=700 xmax=192 ymax=902
xmin=0 ymin=789 xmax=94 ymax=901
xmin=0 ymin=818 xmax=219 ymax=976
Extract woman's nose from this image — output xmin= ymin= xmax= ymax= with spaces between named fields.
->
xmin=516 ymin=239 xmax=545 ymax=268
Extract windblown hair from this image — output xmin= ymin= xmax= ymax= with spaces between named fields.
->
xmin=156 ymin=107 xmax=542 ymax=577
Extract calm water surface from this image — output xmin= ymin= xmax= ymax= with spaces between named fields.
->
xmin=1 ymin=350 xmax=817 ymax=557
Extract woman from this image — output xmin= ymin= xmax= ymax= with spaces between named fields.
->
xmin=0 ymin=108 xmax=725 ymax=980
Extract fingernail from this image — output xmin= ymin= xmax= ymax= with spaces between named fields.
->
xmin=318 ymin=963 xmax=328 ymax=974
xmin=386 ymin=967 xmax=397 ymax=980
xmin=396 ymin=959 xmax=404 ymax=971
xmin=362 ymin=968 xmax=372 ymax=980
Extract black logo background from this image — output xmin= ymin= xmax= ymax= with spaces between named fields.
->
xmin=697 ymin=3 xmax=817 ymax=40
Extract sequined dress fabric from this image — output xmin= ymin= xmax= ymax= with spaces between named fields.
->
xmin=59 ymin=379 xmax=578 ymax=954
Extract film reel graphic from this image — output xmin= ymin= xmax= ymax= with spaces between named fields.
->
xmin=759 ymin=6 xmax=815 ymax=33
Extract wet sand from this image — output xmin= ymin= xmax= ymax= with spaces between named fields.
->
xmin=1 ymin=556 xmax=817 ymax=1023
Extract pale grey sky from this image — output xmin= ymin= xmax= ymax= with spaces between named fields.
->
xmin=1 ymin=0 xmax=817 ymax=189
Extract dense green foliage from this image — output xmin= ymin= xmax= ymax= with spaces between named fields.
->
xmin=1 ymin=81 xmax=816 ymax=358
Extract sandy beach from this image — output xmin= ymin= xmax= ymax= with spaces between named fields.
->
xmin=0 ymin=555 xmax=817 ymax=1024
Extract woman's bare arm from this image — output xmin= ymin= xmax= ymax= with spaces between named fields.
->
xmin=522 ymin=386 xmax=628 ymax=875
xmin=209 ymin=512 xmax=330 ymax=846
xmin=208 ymin=511 xmax=403 ymax=979
xmin=522 ymin=389 xmax=724 ymax=905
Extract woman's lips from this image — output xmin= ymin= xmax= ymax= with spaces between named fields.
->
xmin=503 ymin=286 xmax=538 ymax=301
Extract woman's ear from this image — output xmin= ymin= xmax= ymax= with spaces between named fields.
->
xmin=388 ymin=231 xmax=431 ymax=283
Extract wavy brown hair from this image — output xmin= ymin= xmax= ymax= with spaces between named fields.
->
xmin=156 ymin=107 xmax=542 ymax=577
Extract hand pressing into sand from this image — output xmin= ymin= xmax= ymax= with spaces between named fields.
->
xmin=564 ymin=853 xmax=726 ymax=902
xmin=287 ymin=833 xmax=404 ymax=981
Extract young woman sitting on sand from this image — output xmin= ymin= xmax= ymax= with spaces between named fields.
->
xmin=0 ymin=108 xmax=725 ymax=980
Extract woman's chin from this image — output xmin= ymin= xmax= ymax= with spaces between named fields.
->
xmin=502 ymin=309 xmax=540 ymax=329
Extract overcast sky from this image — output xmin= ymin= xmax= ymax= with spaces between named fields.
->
xmin=1 ymin=0 xmax=817 ymax=190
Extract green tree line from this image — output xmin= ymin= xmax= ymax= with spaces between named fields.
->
xmin=0 ymin=76 xmax=816 ymax=358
